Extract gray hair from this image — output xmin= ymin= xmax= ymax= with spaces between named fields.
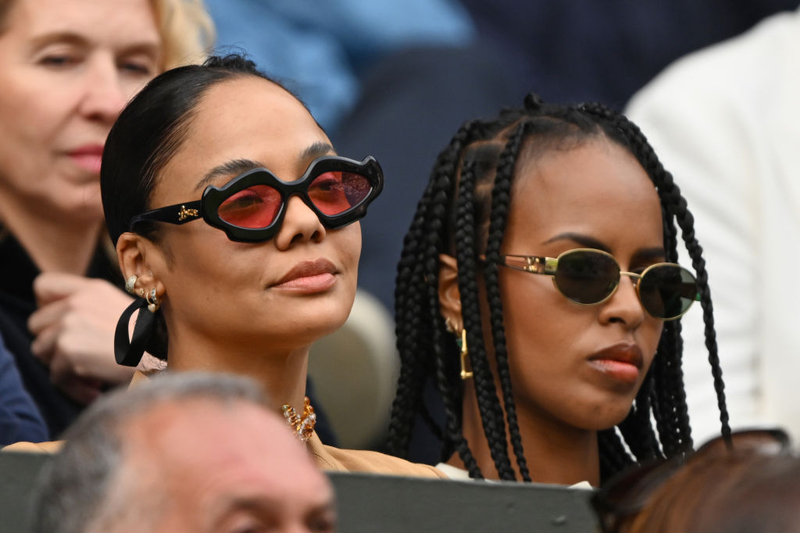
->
xmin=31 ymin=372 xmax=270 ymax=533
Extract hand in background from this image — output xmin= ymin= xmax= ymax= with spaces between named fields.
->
xmin=28 ymin=273 xmax=135 ymax=405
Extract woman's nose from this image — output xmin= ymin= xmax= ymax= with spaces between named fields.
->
xmin=598 ymin=275 xmax=646 ymax=328
xmin=273 ymin=195 xmax=326 ymax=249
xmin=78 ymin=56 xmax=129 ymax=124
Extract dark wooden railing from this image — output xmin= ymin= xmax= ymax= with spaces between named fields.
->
xmin=0 ymin=452 xmax=599 ymax=533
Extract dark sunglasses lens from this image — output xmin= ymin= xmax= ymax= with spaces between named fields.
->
xmin=308 ymin=171 xmax=372 ymax=216
xmin=217 ymin=185 xmax=282 ymax=229
xmin=555 ymin=251 xmax=619 ymax=304
xmin=638 ymin=265 xmax=697 ymax=319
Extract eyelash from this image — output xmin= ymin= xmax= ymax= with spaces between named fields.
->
xmin=39 ymin=54 xmax=75 ymax=67
xmin=37 ymin=54 xmax=154 ymax=76
xmin=120 ymin=61 xmax=154 ymax=75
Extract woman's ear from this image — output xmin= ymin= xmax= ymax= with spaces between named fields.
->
xmin=438 ymin=253 xmax=462 ymax=330
xmin=116 ymin=233 xmax=166 ymax=298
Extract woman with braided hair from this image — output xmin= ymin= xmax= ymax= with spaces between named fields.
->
xmin=387 ymin=93 xmax=730 ymax=485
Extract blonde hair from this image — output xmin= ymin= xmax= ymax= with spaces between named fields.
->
xmin=151 ymin=0 xmax=215 ymax=70
xmin=0 ymin=0 xmax=215 ymax=67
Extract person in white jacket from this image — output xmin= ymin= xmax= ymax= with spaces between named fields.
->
xmin=626 ymin=6 xmax=800 ymax=440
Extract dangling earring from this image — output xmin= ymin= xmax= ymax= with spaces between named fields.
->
xmin=146 ymin=289 xmax=160 ymax=313
xmin=125 ymin=275 xmax=137 ymax=294
xmin=457 ymin=328 xmax=473 ymax=380
xmin=114 ymin=288 xmax=162 ymax=367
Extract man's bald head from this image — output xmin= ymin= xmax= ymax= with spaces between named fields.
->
xmin=33 ymin=372 xmax=335 ymax=533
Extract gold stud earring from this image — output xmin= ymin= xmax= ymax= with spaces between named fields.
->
xmin=125 ymin=275 xmax=137 ymax=294
xmin=458 ymin=328 xmax=473 ymax=380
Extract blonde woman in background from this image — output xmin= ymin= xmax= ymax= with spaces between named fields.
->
xmin=0 ymin=0 xmax=213 ymax=440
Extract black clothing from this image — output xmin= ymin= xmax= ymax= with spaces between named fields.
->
xmin=0 ymin=233 xmax=120 ymax=438
xmin=0 ymin=331 xmax=48 ymax=445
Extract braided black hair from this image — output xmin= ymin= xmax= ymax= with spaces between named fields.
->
xmin=387 ymin=94 xmax=730 ymax=482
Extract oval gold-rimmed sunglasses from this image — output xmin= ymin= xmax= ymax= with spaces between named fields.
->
xmin=497 ymin=248 xmax=700 ymax=320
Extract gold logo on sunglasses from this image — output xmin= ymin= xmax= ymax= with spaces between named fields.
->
xmin=178 ymin=205 xmax=199 ymax=221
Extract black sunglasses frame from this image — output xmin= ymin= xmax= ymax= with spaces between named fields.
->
xmin=129 ymin=155 xmax=384 ymax=243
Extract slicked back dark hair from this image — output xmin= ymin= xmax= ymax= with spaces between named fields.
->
xmin=100 ymin=53 xmax=303 ymax=360
xmin=101 ymin=53 xmax=299 ymax=246
xmin=387 ymin=93 xmax=730 ymax=482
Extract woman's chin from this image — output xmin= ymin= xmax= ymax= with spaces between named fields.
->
xmin=567 ymin=403 xmax=636 ymax=432
xmin=272 ymin=312 xmax=351 ymax=348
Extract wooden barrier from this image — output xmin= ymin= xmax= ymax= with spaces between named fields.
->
xmin=0 ymin=453 xmax=45 ymax=533
xmin=0 ymin=452 xmax=599 ymax=533
xmin=331 ymin=473 xmax=598 ymax=533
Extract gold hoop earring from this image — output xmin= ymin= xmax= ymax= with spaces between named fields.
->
xmin=458 ymin=328 xmax=473 ymax=380
xmin=146 ymin=289 xmax=160 ymax=313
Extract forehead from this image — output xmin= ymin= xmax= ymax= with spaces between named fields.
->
xmin=3 ymin=0 xmax=159 ymax=45
xmin=128 ymin=400 xmax=331 ymax=497
xmin=505 ymin=138 xmax=663 ymax=251
xmin=161 ymin=76 xmax=329 ymax=184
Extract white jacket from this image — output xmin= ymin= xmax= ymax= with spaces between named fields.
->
xmin=627 ymin=7 xmax=800 ymax=441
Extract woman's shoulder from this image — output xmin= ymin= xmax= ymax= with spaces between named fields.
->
xmin=307 ymin=433 xmax=448 ymax=479
xmin=3 ymin=440 xmax=63 ymax=453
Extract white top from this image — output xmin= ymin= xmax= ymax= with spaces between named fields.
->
xmin=435 ymin=463 xmax=593 ymax=489
xmin=626 ymin=7 xmax=800 ymax=441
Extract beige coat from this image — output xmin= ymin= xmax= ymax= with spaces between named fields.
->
xmin=5 ymin=371 xmax=448 ymax=479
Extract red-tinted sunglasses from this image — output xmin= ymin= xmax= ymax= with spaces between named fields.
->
xmin=129 ymin=155 xmax=383 ymax=243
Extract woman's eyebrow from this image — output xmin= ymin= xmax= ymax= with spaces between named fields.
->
xmin=543 ymin=232 xmax=611 ymax=253
xmin=299 ymin=142 xmax=335 ymax=162
xmin=631 ymin=247 xmax=667 ymax=263
xmin=542 ymin=233 xmax=666 ymax=261
xmin=194 ymin=159 xmax=264 ymax=191
xmin=29 ymin=30 xmax=160 ymax=50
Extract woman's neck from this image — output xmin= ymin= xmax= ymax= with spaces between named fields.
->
xmin=450 ymin=384 xmax=600 ymax=486
xmin=167 ymin=332 xmax=310 ymax=416
xmin=0 ymin=197 xmax=102 ymax=274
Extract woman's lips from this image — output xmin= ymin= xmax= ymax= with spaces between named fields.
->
xmin=587 ymin=342 xmax=644 ymax=384
xmin=68 ymin=145 xmax=104 ymax=174
xmin=271 ymin=259 xmax=337 ymax=292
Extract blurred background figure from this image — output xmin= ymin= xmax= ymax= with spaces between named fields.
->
xmin=0 ymin=332 xmax=46 ymax=445
xmin=592 ymin=429 xmax=799 ymax=533
xmin=205 ymin=0 xmax=476 ymax=134
xmin=0 ymin=0 xmax=213 ymax=439
xmin=32 ymin=372 xmax=337 ymax=533
xmin=627 ymin=6 xmax=800 ymax=441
